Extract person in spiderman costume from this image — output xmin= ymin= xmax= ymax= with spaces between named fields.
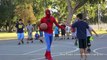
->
xmin=39 ymin=9 xmax=64 ymax=60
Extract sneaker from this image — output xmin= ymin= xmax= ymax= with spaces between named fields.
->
xmin=72 ymin=37 xmax=74 ymax=40
xmin=40 ymin=39 xmax=43 ymax=43
xmin=21 ymin=40 xmax=24 ymax=44
xmin=87 ymin=48 xmax=91 ymax=53
xmin=74 ymin=40 xmax=78 ymax=46
xmin=31 ymin=41 xmax=33 ymax=43
xmin=18 ymin=43 xmax=21 ymax=45
xmin=67 ymin=38 xmax=69 ymax=39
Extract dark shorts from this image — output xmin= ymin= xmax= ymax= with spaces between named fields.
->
xmin=55 ymin=34 xmax=59 ymax=37
xmin=61 ymin=30 xmax=65 ymax=36
xmin=87 ymin=36 xmax=91 ymax=47
xmin=78 ymin=39 xmax=87 ymax=49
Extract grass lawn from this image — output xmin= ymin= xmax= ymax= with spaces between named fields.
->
xmin=0 ymin=30 xmax=107 ymax=40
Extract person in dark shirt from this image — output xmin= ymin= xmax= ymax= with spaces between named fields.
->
xmin=15 ymin=19 xmax=24 ymax=45
xmin=61 ymin=22 xmax=66 ymax=40
xmin=72 ymin=13 xmax=90 ymax=60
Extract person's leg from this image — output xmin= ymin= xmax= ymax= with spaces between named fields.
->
xmin=87 ymin=36 xmax=91 ymax=53
xmin=21 ymin=33 xmax=24 ymax=44
xmin=84 ymin=48 xmax=88 ymax=60
xmin=80 ymin=48 xmax=84 ymax=59
xmin=30 ymin=32 xmax=33 ymax=43
xmin=61 ymin=31 xmax=65 ymax=40
xmin=62 ymin=33 xmax=65 ymax=40
xmin=44 ymin=33 xmax=53 ymax=60
xmin=67 ymin=32 xmax=70 ymax=39
xmin=74 ymin=38 xmax=78 ymax=46
xmin=84 ymin=39 xmax=88 ymax=60
xmin=17 ymin=33 xmax=21 ymax=45
xmin=79 ymin=39 xmax=86 ymax=60
xmin=55 ymin=34 xmax=59 ymax=40
xmin=27 ymin=32 xmax=30 ymax=44
xmin=50 ymin=34 xmax=53 ymax=46
xmin=39 ymin=33 xmax=44 ymax=43
xmin=68 ymin=33 xmax=70 ymax=39
xmin=39 ymin=37 xmax=44 ymax=43
xmin=54 ymin=34 xmax=57 ymax=40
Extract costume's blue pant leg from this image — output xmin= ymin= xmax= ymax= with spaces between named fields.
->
xmin=44 ymin=33 xmax=53 ymax=51
xmin=50 ymin=35 xmax=53 ymax=46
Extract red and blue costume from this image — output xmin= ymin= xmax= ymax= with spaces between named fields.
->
xmin=40 ymin=9 xmax=63 ymax=60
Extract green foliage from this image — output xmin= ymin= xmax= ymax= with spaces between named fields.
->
xmin=0 ymin=0 xmax=107 ymax=32
xmin=0 ymin=0 xmax=16 ymax=32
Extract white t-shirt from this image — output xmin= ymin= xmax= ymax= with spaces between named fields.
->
xmin=65 ymin=26 xmax=71 ymax=32
xmin=87 ymin=26 xmax=93 ymax=36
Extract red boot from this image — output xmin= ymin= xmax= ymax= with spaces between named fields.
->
xmin=45 ymin=51 xmax=48 ymax=59
xmin=47 ymin=51 xmax=53 ymax=60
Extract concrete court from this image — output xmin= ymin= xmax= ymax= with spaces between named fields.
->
xmin=0 ymin=34 xmax=107 ymax=60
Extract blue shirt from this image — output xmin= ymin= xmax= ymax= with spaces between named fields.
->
xmin=39 ymin=31 xmax=43 ymax=37
xmin=54 ymin=26 xmax=59 ymax=34
xmin=15 ymin=23 xmax=24 ymax=33
xmin=72 ymin=20 xmax=89 ymax=39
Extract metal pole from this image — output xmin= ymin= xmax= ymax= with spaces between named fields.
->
xmin=98 ymin=4 xmax=101 ymax=30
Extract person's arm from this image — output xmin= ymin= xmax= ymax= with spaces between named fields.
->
xmin=26 ymin=26 xmax=28 ymax=31
xmin=23 ymin=24 xmax=27 ymax=33
xmin=92 ymin=29 xmax=98 ymax=36
xmin=15 ymin=24 xmax=18 ymax=33
xmin=53 ymin=17 xmax=64 ymax=29
xmin=86 ymin=23 xmax=93 ymax=36
xmin=31 ymin=25 xmax=34 ymax=32
xmin=71 ymin=25 xmax=75 ymax=32
xmin=89 ymin=26 xmax=98 ymax=36
xmin=71 ymin=22 xmax=77 ymax=28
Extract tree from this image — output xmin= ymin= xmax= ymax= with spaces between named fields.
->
xmin=66 ymin=0 xmax=105 ymax=24
xmin=14 ymin=0 xmax=36 ymax=25
xmin=0 ymin=0 xmax=16 ymax=32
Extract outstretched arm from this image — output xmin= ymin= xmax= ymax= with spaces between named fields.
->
xmin=53 ymin=18 xmax=64 ymax=29
xmin=92 ymin=29 xmax=98 ymax=36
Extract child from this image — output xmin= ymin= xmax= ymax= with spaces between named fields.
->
xmin=65 ymin=25 xmax=71 ymax=39
xmin=26 ymin=21 xmax=34 ymax=44
xmin=35 ymin=31 xmax=39 ymax=40
xmin=15 ymin=19 xmax=24 ymax=45
xmin=61 ymin=22 xmax=66 ymax=40
xmin=35 ymin=31 xmax=43 ymax=43
xmin=54 ymin=26 xmax=59 ymax=40
xmin=72 ymin=13 xmax=90 ymax=60
xmin=86 ymin=26 xmax=98 ymax=53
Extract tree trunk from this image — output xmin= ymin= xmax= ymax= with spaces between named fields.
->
xmin=8 ymin=21 xmax=13 ymax=32
xmin=66 ymin=0 xmax=73 ymax=25
xmin=66 ymin=0 xmax=88 ymax=25
xmin=67 ymin=10 xmax=73 ymax=25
